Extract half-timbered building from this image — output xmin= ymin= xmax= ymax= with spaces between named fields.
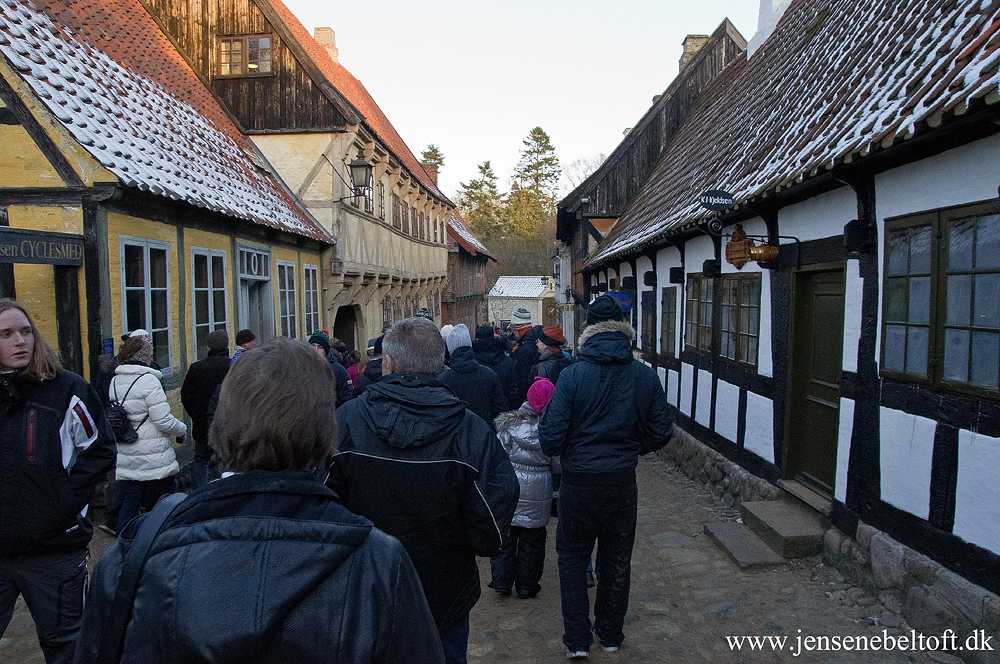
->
xmin=443 ymin=210 xmax=494 ymax=330
xmin=568 ymin=0 xmax=1000 ymax=638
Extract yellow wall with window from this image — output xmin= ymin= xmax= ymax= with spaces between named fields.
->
xmin=183 ymin=229 xmax=236 ymax=359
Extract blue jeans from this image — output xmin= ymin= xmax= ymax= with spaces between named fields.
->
xmin=489 ymin=525 xmax=547 ymax=598
xmin=439 ymin=612 xmax=470 ymax=664
xmin=192 ymin=440 xmax=213 ymax=489
xmin=116 ymin=476 xmax=177 ymax=533
xmin=556 ymin=479 xmax=638 ymax=652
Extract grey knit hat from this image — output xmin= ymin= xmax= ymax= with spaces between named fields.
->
xmin=511 ymin=308 xmax=532 ymax=326
xmin=446 ymin=324 xmax=472 ymax=354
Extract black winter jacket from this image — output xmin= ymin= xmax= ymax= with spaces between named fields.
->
xmin=532 ymin=348 xmax=575 ymax=385
xmin=510 ymin=328 xmax=541 ymax=406
xmin=75 ymin=471 xmax=444 ymax=664
xmin=180 ymin=349 xmax=229 ymax=444
xmin=538 ymin=321 xmax=672 ymax=484
xmin=0 ymin=370 xmax=116 ymax=556
xmin=327 ymin=372 xmax=519 ymax=631
xmin=473 ymin=337 xmax=517 ymax=408
xmin=354 ymin=357 xmax=383 ymax=397
xmin=329 ymin=356 xmax=353 ymax=407
xmin=439 ymin=346 xmax=508 ymax=426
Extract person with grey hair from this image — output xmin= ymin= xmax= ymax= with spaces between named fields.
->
xmin=439 ymin=323 xmax=507 ymax=430
xmin=327 ymin=316 xmax=519 ymax=664
xmin=109 ymin=335 xmax=186 ymax=533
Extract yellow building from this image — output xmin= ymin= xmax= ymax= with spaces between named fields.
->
xmin=0 ymin=0 xmax=331 ymax=421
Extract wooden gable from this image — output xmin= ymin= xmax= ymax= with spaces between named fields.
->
xmin=139 ymin=0 xmax=359 ymax=132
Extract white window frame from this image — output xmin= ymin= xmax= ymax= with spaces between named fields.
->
xmin=119 ymin=235 xmax=173 ymax=374
xmin=276 ymin=260 xmax=298 ymax=338
xmin=303 ymin=263 xmax=320 ymax=335
xmin=190 ymin=247 xmax=229 ymax=360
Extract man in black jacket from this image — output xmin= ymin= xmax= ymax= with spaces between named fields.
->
xmin=77 ymin=338 xmax=443 ymax=664
xmin=539 ymin=295 xmax=673 ymax=658
xmin=440 ymin=324 xmax=507 ymax=428
xmin=180 ymin=329 xmax=230 ymax=489
xmin=328 ymin=317 xmax=519 ymax=664
xmin=353 ymin=335 xmax=384 ymax=397
xmin=472 ymin=324 xmax=517 ymax=408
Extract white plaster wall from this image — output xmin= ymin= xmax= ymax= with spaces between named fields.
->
xmin=835 ymin=398 xmax=855 ymax=504
xmin=696 ymin=369 xmax=713 ymax=428
xmin=954 ymin=429 xmax=1000 ymax=555
xmin=680 ymin=363 xmax=694 ymax=416
xmin=685 ymin=235 xmax=716 ymax=277
xmin=842 ymin=259 xmax=863 ymax=373
xmin=618 ymin=262 xmax=633 ymax=277
xmin=656 ymin=245 xmax=683 ymax=357
xmin=657 ymin=366 xmax=667 ymax=391
xmin=777 ymin=186 xmax=856 ymax=243
xmin=668 ymin=369 xmax=680 ymax=407
xmin=879 ymin=407 xmax=936 ymax=520
xmin=744 ymin=392 xmax=774 ymax=463
xmin=715 ymin=379 xmax=740 ymax=444
xmin=758 ymin=272 xmax=773 ymax=377
xmin=876 ymin=134 xmax=1000 ymax=221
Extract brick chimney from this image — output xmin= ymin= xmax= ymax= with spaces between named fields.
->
xmin=421 ymin=163 xmax=439 ymax=187
xmin=679 ymin=34 xmax=709 ymax=73
xmin=313 ymin=27 xmax=338 ymax=63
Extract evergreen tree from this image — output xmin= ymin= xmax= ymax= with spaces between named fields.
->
xmin=513 ymin=127 xmax=561 ymax=209
xmin=456 ymin=160 xmax=507 ymax=242
xmin=420 ymin=144 xmax=445 ymax=166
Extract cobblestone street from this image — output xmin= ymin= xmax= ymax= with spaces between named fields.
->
xmin=0 ymin=455 xmax=970 ymax=663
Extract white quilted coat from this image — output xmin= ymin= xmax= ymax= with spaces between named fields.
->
xmin=109 ymin=364 xmax=186 ymax=481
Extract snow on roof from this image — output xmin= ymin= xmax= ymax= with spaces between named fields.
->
xmin=489 ymin=276 xmax=551 ymax=299
xmin=447 ymin=210 xmax=493 ymax=260
xmin=590 ymin=0 xmax=1000 ymax=264
xmin=265 ymin=0 xmax=450 ymax=205
xmin=0 ymin=0 xmax=330 ymax=243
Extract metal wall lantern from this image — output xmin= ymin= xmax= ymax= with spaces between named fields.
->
xmin=724 ymin=224 xmax=779 ymax=270
xmin=348 ymin=158 xmax=373 ymax=195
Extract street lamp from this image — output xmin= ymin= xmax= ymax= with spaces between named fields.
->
xmin=348 ymin=158 xmax=372 ymax=196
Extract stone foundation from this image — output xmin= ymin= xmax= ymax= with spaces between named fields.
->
xmin=654 ymin=425 xmax=1000 ymax=663
xmin=655 ymin=425 xmax=781 ymax=506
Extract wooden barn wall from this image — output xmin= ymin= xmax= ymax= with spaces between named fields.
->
xmin=142 ymin=0 xmax=346 ymax=131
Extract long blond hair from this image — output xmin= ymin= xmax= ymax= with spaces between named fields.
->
xmin=0 ymin=298 xmax=61 ymax=381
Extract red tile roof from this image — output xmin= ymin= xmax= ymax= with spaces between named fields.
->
xmin=447 ymin=209 xmax=494 ymax=260
xmin=590 ymin=0 xmax=1000 ymax=264
xmin=264 ymin=0 xmax=450 ymax=204
xmin=0 ymin=0 xmax=329 ymax=242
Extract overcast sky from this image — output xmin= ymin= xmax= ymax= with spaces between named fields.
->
xmin=282 ymin=0 xmax=761 ymax=201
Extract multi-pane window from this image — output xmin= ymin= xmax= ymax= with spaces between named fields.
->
xmin=401 ymin=204 xmax=409 ymax=235
xmin=393 ymin=296 xmax=403 ymax=322
xmin=661 ymin=287 xmax=677 ymax=358
xmin=883 ymin=202 xmax=1000 ymax=394
xmin=192 ymin=249 xmax=227 ymax=360
xmin=435 ymin=290 xmax=441 ymax=317
xmin=378 ymin=183 xmax=386 ymax=221
xmin=382 ymin=297 xmax=392 ymax=329
xmin=218 ymin=35 xmax=271 ymax=76
xmin=685 ymin=274 xmax=713 ymax=352
xmin=419 ymin=211 xmax=425 ymax=240
xmin=391 ymin=194 xmax=401 ymax=229
xmin=434 ymin=218 xmax=439 ymax=243
xmin=720 ymin=273 xmax=761 ymax=367
xmin=276 ymin=261 xmax=297 ymax=338
xmin=121 ymin=238 xmax=171 ymax=372
xmin=303 ymin=264 xmax=320 ymax=335
xmin=411 ymin=207 xmax=418 ymax=237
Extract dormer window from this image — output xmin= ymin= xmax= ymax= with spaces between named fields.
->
xmin=218 ymin=35 xmax=272 ymax=76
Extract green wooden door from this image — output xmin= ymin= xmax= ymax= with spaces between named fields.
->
xmin=786 ymin=267 xmax=845 ymax=495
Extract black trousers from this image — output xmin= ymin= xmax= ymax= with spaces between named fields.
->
xmin=0 ymin=547 xmax=89 ymax=664
xmin=489 ymin=525 xmax=547 ymax=598
xmin=555 ymin=480 xmax=638 ymax=651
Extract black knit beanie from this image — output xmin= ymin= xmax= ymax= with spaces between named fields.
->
xmin=586 ymin=295 xmax=625 ymax=325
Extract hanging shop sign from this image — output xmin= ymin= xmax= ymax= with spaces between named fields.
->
xmin=698 ymin=189 xmax=734 ymax=211
xmin=0 ymin=228 xmax=84 ymax=266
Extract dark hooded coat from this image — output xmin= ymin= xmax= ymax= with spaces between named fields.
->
xmin=439 ymin=346 xmax=508 ymax=426
xmin=327 ymin=373 xmax=519 ymax=631
xmin=472 ymin=336 xmax=517 ymax=408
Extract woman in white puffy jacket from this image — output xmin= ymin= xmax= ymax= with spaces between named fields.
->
xmin=108 ymin=335 xmax=186 ymax=532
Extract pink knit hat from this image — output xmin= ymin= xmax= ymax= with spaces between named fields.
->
xmin=527 ymin=377 xmax=555 ymax=414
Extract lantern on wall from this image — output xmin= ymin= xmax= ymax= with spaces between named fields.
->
xmin=725 ymin=224 xmax=779 ymax=269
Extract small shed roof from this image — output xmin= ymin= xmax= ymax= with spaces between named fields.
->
xmin=447 ymin=210 xmax=493 ymax=260
xmin=489 ymin=276 xmax=552 ymax=299
xmin=590 ymin=0 xmax=1000 ymax=265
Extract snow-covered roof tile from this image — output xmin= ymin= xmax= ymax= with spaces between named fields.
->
xmin=489 ymin=276 xmax=551 ymax=299
xmin=447 ymin=209 xmax=493 ymax=259
xmin=0 ymin=0 xmax=330 ymax=243
xmin=590 ymin=0 xmax=1000 ymax=265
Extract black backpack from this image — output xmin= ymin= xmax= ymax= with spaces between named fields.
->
xmin=107 ymin=376 xmax=148 ymax=445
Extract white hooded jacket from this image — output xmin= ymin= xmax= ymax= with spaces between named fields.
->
xmin=109 ymin=363 xmax=186 ymax=481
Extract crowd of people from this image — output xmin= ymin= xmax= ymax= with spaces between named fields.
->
xmin=0 ymin=293 xmax=672 ymax=663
